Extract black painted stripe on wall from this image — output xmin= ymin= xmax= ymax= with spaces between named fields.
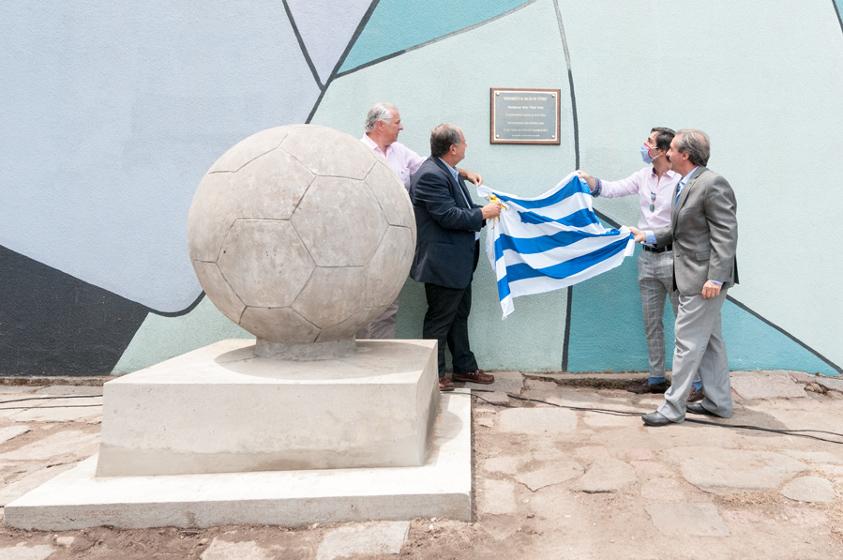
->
xmin=553 ymin=0 xmax=579 ymax=370
xmin=0 ymin=244 xmax=148 ymax=376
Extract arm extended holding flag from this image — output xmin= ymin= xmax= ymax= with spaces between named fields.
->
xmin=411 ymin=168 xmax=502 ymax=230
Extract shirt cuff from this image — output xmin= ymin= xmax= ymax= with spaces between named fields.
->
xmin=644 ymin=231 xmax=656 ymax=245
xmin=709 ymin=280 xmax=723 ymax=286
xmin=592 ymin=178 xmax=602 ymax=197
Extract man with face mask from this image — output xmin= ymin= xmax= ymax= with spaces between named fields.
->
xmin=579 ymin=128 xmax=702 ymax=400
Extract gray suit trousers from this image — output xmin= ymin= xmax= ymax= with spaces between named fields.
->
xmin=638 ymin=250 xmax=678 ymax=380
xmin=659 ymin=289 xmax=732 ymax=421
xmin=356 ymin=298 xmax=399 ymax=339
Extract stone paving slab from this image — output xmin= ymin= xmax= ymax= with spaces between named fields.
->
xmin=789 ymin=372 xmax=843 ymax=393
xmin=783 ymin=450 xmax=843 ymax=464
xmin=497 ymin=407 xmax=577 ymax=435
xmin=730 ymin=372 xmax=807 ymax=400
xmin=780 ymin=476 xmax=836 ymax=503
xmin=645 ymin=503 xmax=729 ymax=537
xmin=478 ymin=479 xmax=517 ymax=515
xmin=0 ymin=430 xmax=99 ymax=462
xmin=664 ymin=447 xmax=807 ymax=492
xmin=514 ymin=460 xmax=583 ymax=491
xmin=816 ymin=376 xmax=843 ymax=392
xmin=476 ymin=391 xmax=510 ymax=406
xmin=5 ymin=399 xmax=102 ymax=423
xmin=0 ymin=389 xmax=40 ymax=401
xmin=0 ymin=463 xmax=76 ymax=506
xmin=0 ymin=425 xmax=30 ymax=445
xmin=640 ymin=477 xmax=686 ymax=502
xmin=33 ymin=386 xmax=104 ymax=397
xmin=576 ymin=458 xmax=636 ymax=493
xmin=316 ymin=521 xmax=409 ymax=560
xmin=581 ymin=411 xmax=636 ymax=428
xmin=201 ymin=539 xmax=276 ymax=560
xmin=481 ymin=455 xmax=522 ymax=475
xmin=0 ymin=544 xmax=55 ymax=560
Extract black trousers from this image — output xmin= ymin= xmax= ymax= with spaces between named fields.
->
xmin=423 ymin=282 xmax=478 ymax=378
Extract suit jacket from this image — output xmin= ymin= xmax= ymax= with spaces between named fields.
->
xmin=655 ymin=167 xmax=739 ymax=296
xmin=409 ymin=157 xmax=484 ymax=289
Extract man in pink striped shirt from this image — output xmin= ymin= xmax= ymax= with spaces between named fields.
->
xmin=357 ymin=102 xmax=482 ymax=339
xmin=579 ymin=128 xmax=702 ymax=400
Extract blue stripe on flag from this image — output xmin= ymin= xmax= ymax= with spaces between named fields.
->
xmin=497 ymin=275 xmax=511 ymax=299
xmin=519 ymin=208 xmax=599 ymax=228
xmin=505 ymin=236 xmax=631 ymax=282
xmin=495 ymin=227 xmax=618 ymax=255
xmin=493 ymin=229 xmax=511 ymax=300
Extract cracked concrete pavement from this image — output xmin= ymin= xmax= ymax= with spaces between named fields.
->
xmin=1 ymin=370 xmax=841 ymax=559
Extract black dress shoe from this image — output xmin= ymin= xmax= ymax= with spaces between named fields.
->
xmin=629 ymin=379 xmax=669 ymax=394
xmin=641 ymin=411 xmax=674 ymax=427
xmin=686 ymin=402 xmax=720 ymax=417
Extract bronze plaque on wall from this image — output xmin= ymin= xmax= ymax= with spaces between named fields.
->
xmin=490 ymin=88 xmax=561 ymax=145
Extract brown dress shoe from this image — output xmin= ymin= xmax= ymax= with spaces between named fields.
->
xmin=452 ymin=369 xmax=494 ymax=384
xmin=438 ymin=378 xmax=455 ymax=392
xmin=687 ymin=386 xmax=705 ymax=402
xmin=628 ymin=378 xmax=669 ymax=394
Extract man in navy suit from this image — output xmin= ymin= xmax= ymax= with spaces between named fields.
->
xmin=409 ymin=124 xmax=502 ymax=391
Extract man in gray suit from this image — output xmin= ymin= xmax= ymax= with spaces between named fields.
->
xmin=630 ymin=129 xmax=738 ymax=427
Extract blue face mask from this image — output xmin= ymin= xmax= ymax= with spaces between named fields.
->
xmin=640 ymin=144 xmax=654 ymax=164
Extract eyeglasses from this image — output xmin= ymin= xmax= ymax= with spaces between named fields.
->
xmin=649 ymin=191 xmax=656 ymax=212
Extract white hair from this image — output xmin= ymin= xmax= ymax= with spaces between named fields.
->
xmin=364 ymin=102 xmax=398 ymax=132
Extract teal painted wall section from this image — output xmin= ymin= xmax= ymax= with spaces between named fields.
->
xmin=340 ymin=0 xmax=532 ymax=72
xmin=568 ymin=248 xmax=838 ymax=376
xmin=113 ymin=298 xmax=251 ymax=374
xmin=567 ymin=245 xmax=675 ymax=373
xmin=721 ymin=303 xmax=837 ymax=376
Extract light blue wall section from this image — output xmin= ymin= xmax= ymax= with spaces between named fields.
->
xmin=317 ymin=0 xmax=573 ymax=370
xmin=340 ymin=0 xmax=532 ymax=72
xmin=0 ymin=1 xmax=319 ymax=312
xmin=286 ymin=0 xmax=372 ymax=82
xmin=1 ymin=0 xmax=840 ymax=376
xmin=560 ymin=0 xmax=843 ymax=371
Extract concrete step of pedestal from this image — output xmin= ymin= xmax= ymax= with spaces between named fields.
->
xmin=4 ymin=393 xmax=471 ymax=530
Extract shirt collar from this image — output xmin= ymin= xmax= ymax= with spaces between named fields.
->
xmin=680 ymin=166 xmax=699 ymax=184
xmin=361 ymin=134 xmax=389 ymax=156
xmin=650 ymin=167 xmax=680 ymax=179
xmin=438 ymin=158 xmax=460 ymax=181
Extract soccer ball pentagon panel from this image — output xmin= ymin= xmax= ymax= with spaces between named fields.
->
xmin=187 ymin=124 xmax=416 ymax=346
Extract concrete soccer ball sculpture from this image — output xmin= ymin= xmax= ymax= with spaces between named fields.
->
xmin=187 ymin=124 xmax=416 ymax=355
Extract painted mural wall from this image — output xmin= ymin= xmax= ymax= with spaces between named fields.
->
xmin=0 ymin=0 xmax=840 ymax=377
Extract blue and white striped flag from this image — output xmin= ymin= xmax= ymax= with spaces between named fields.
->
xmin=478 ymin=172 xmax=635 ymax=318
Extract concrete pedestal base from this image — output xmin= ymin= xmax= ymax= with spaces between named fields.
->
xmin=96 ymin=339 xmax=439 ymax=476
xmin=4 ymin=393 xmax=471 ymax=530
